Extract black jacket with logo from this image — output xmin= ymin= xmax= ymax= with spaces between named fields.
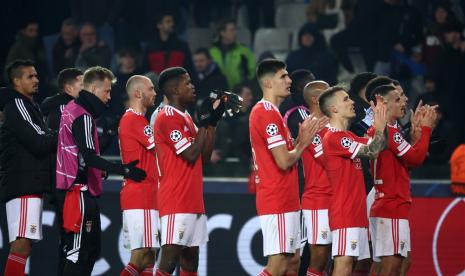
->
xmin=0 ymin=88 xmax=56 ymax=202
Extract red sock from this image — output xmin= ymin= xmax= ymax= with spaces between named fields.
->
xmin=307 ymin=267 xmax=324 ymax=276
xmin=180 ymin=270 xmax=198 ymax=276
xmin=4 ymin=252 xmax=27 ymax=276
xmin=155 ymin=269 xmax=171 ymax=276
xmin=352 ymin=270 xmax=370 ymax=276
xmin=121 ymin=263 xmax=141 ymax=276
xmin=258 ymin=269 xmax=272 ymax=276
xmin=141 ymin=264 xmax=154 ymax=275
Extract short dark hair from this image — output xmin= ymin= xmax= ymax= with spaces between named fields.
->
xmin=365 ymin=76 xmax=393 ymax=101
xmin=392 ymin=79 xmax=400 ymax=86
xmin=155 ymin=11 xmax=174 ymax=25
xmin=62 ymin=18 xmax=77 ymax=28
xmin=158 ymin=67 xmax=188 ymax=97
xmin=5 ymin=59 xmax=35 ymax=86
xmin=83 ymin=66 xmax=115 ymax=87
xmin=217 ymin=18 xmax=236 ymax=34
xmin=194 ymin=48 xmax=212 ymax=59
xmin=57 ymin=68 xmax=83 ymax=91
xmin=319 ymin=86 xmax=346 ymax=117
xmin=349 ymin=72 xmax=377 ymax=96
xmin=256 ymin=59 xmax=286 ymax=85
xmin=371 ymin=84 xmax=397 ymax=104
xmin=290 ymin=69 xmax=315 ymax=105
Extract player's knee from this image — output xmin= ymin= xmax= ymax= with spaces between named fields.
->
xmin=287 ymin=253 xmax=300 ymax=272
xmin=10 ymin=238 xmax=32 ymax=256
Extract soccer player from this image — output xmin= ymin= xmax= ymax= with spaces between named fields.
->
xmin=249 ymin=59 xmax=322 ymax=276
xmin=119 ymin=75 xmax=158 ymax=275
xmin=56 ymin=66 xmax=146 ymax=275
xmin=153 ymin=67 xmax=222 ymax=276
xmin=368 ymin=84 xmax=438 ymax=276
xmin=1 ymin=60 xmax=57 ymax=276
xmin=300 ymin=81 xmax=332 ymax=276
xmin=318 ymin=86 xmax=387 ymax=276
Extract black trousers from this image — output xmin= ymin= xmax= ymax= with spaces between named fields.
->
xmin=60 ymin=190 xmax=101 ymax=276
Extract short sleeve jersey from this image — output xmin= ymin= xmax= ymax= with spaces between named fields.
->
xmin=118 ymin=109 xmax=158 ymax=210
xmin=323 ymin=127 xmax=371 ymax=230
xmin=301 ymin=126 xmax=332 ymax=210
xmin=154 ymin=105 xmax=204 ymax=217
xmin=370 ymin=123 xmax=431 ymax=219
xmin=249 ymin=100 xmax=300 ymax=215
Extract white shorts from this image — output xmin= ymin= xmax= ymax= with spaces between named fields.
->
xmin=6 ymin=196 xmax=43 ymax=243
xmin=302 ymin=209 xmax=332 ymax=245
xmin=259 ymin=211 xmax=300 ymax=256
xmin=160 ymin=213 xmax=208 ymax=247
xmin=332 ymin=227 xmax=370 ymax=260
xmin=366 ymin=187 xmax=376 ymax=242
xmin=123 ymin=209 xmax=160 ymax=250
xmin=371 ymin=217 xmax=410 ymax=259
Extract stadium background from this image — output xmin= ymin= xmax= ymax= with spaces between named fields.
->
xmin=1 ymin=0 xmax=465 ymax=275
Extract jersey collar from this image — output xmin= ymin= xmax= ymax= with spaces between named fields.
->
xmin=126 ymin=108 xmax=143 ymax=116
xmin=258 ymin=99 xmax=280 ymax=112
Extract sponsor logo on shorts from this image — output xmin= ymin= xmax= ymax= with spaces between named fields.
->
xmin=400 ymin=241 xmax=405 ymax=250
xmin=321 ymin=230 xmax=328 ymax=240
xmin=86 ymin=220 xmax=92 ymax=232
xmin=350 ymin=240 xmax=357 ymax=250
xmin=30 ymin=224 xmax=37 ymax=234
xmin=290 ymin=238 xmax=294 ymax=247
xmin=178 ymin=230 xmax=184 ymax=240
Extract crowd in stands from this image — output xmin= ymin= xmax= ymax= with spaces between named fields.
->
xmin=1 ymin=0 xmax=465 ymax=177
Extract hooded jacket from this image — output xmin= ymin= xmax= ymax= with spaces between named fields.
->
xmin=286 ymin=23 xmax=338 ymax=85
xmin=0 ymin=88 xmax=56 ymax=202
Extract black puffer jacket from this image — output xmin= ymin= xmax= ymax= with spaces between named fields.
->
xmin=0 ymin=88 xmax=56 ymax=202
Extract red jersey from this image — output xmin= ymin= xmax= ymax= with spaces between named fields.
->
xmin=301 ymin=126 xmax=332 ymax=210
xmin=323 ymin=127 xmax=371 ymax=230
xmin=249 ymin=100 xmax=300 ymax=215
xmin=154 ymin=105 xmax=204 ymax=217
xmin=118 ymin=109 xmax=158 ymax=210
xmin=370 ymin=123 xmax=431 ymax=219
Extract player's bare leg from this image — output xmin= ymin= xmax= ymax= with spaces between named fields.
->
xmin=370 ymin=261 xmax=381 ymax=275
xmin=129 ymin=247 xmax=156 ymax=270
xmin=141 ymin=249 xmax=156 ymax=274
xmin=4 ymin=238 xmax=32 ymax=275
xmin=180 ymin=246 xmax=199 ymax=274
xmin=353 ymin=241 xmax=371 ymax=275
xmin=308 ymin=244 xmax=331 ymax=274
xmin=379 ymin=255 xmax=403 ymax=276
xmin=399 ymin=252 xmax=411 ymax=276
xmin=285 ymin=249 xmax=300 ymax=275
xmin=265 ymin=254 xmax=289 ymax=275
xmin=158 ymin=244 xmax=182 ymax=274
xmin=10 ymin=238 xmax=32 ymax=257
xmin=332 ymin=256 xmax=354 ymax=276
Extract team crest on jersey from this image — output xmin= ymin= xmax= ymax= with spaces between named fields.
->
xmin=393 ymin=132 xmax=403 ymax=144
xmin=143 ymin=125 xmax=153 ymax=137
xmin=266 ymin=123 xmax=279 ymax=136
xmin=86 ymin=220 xmax=92 ymax=232
xmin=321 ymin=230 xmax=328 ymax=240
xmin=170 ymin=130 xmax=182 ymax=142
xmin=350 ymin=240 xmax=357 ymax=250
xmin=30 ymin=224 xmax=37 ymax=234
xmin=312 ymin=134 xmax=322 ymax=146
xmin=341 ymin=137 xmax=353 ymax=148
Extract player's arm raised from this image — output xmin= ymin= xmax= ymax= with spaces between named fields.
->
xmin=356 ymin=101 xmax=387 ymax=159
xmin=271 ymin=115 xmax=322 ymax=170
